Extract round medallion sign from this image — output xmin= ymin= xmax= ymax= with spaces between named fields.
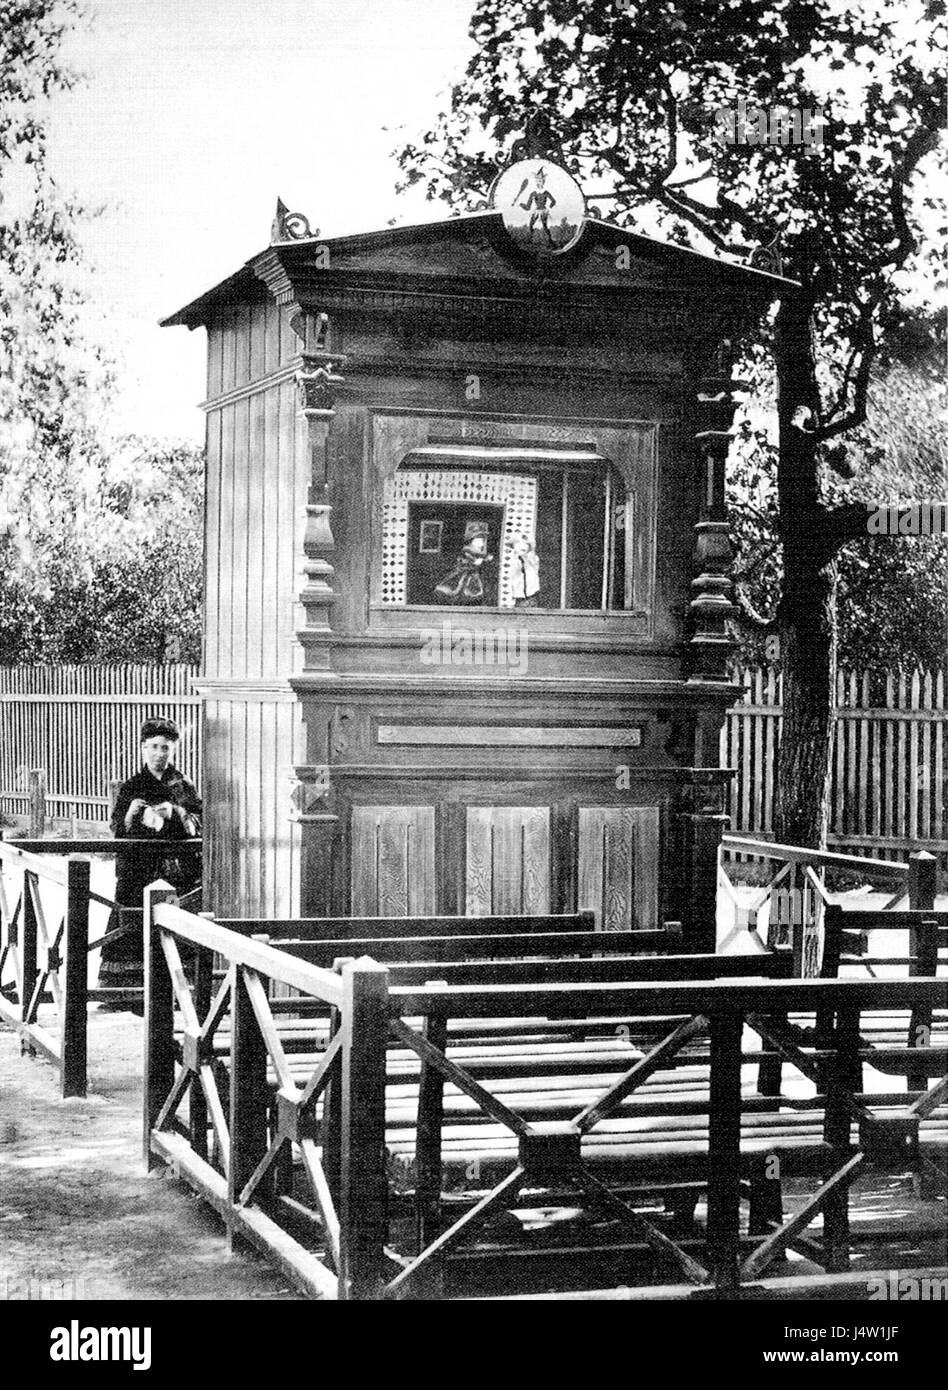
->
xmin=490 ymin=158 xmax=586 ymax=256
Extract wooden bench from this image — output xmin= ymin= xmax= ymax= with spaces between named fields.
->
xmin=152 ymin=894 xmax=945 ymax=1296
xmin=143 ymin=894 xmax=948 ymax=1298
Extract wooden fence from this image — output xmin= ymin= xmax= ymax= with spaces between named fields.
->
xmin=721 ymin=666 xmax=948 ymax=862
xmin=0 ymin=665 xmax=201 ymax=823
xmin=1 ymin=663 xmax=945 ymax=862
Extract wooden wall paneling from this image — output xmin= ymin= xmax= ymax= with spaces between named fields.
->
xmin=230 ymin=700 xmax=247 ymax=919
xmin=202 ymin=700 xmax=216 ymax=914
xmin=245 ymin=701 xmax=262 ymax=916
xmin=217 ymin=404 xmax=236 ymax=681
xmin=279 ymin=304 xmax=298 ymax=370
xmin=201 ymin=405 xmax=218 ymax=678
xmin=262 ymin=385 xmax=282 ymax=678
xmin=278 ymin=379 xmax=300 ymax=675
xmin=578 ymin=806 xmax=633 ymax=932
xmin=578 ymin=806 xmax=661 ymax=931
xmin=231 ymin=396 xmax=251 ymax=678
xmin=552 ymin=800 xmax=579 ymax=914
xmin=216 ymin=703 xmax=233 ymax=917
xmin=263 ymin=300 xmax=281 ymax=378
xmin=206 ymin=325 xmax=224 ymax=402
xmin=465 ymin=807 xmax=494 ymax=915
xmin=435 ymin=801 xmax=465 ymax=915
xmin=273 ymin=701 xmax=293 ymax=917
xmin=247 ymin=390 xmax=266 ymax=679
xmin=221 ymin=305 xmax=237 ymax=396
xmin=634 ymin=805 xmax=661 ymax=930
xmin=464 ymin=807 xmax=551 ymax=916
xmin=249 ymin=301 xmax=267 ymax=383
xmin=349 ymin=806 xmax=436 ymax=916
xmin=331 ymin=793 xmax=352 ymax=916
xmin=289 ymin=700 xmax=306 ymax=918
xmin=377 ymin=815 xmax=410 ymax=916
xmin=350 ymin=809 xmax=379 ymax=916
xmin=237 ymin=303 xmax=253 ymax=388
xmin=258 ymin=702 xmax=273 ymax=917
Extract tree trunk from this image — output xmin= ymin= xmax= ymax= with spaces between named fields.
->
xmin=773 ymin=293 xmax=838 ymax=849
xmin=774 ymin=544 xmax=837 ymax=847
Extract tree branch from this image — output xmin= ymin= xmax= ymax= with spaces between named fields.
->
xmin=731 ymin=586 xmax=778 ymax=633
xmin=864 ymin=125 xmax=941 ymax=271
xmin=812 ymin=327 xmax=876 ymax=442
xmin=818 ymin=294 xmax=876 ymax=430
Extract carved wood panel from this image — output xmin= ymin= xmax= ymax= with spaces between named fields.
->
xmin=465 ymin=806 xmax=551 ymax=916
xmin=578 ymin=806 xmax=660 ymax=931
xmin=350 ymin=805 xmax=436 ymax=916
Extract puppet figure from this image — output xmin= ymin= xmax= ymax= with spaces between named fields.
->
xmin=434 ymin=521 xmax=494 ymax=604
xmin=509 ymin=533 xmax=541 ymax=607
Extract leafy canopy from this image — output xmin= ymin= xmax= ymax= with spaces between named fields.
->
xmin=0 ymin=4 xmax=204 ymax=664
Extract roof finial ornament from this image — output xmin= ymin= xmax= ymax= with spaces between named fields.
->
xmin=271 ymin=197 xmax=318 ymax=244
xmin=507 ymin=109 xmax=558 ymax=166
xmin=747 ymin=232 xmax=783 ymax=276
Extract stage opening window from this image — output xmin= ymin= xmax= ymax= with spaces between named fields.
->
xmin=380 ymin=445 xmax=635 ymax=612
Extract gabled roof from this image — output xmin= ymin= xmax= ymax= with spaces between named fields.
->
xmin=162 ymin=208 xmax=797 ymax=329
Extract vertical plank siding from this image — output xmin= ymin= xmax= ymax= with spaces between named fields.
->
xmin=720 ymin=664 xmax=948 ymax=865
xmin=203 ymin=328 xmax=304 ymax=682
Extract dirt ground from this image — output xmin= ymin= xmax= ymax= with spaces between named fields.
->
xmin=0 ymin=1008 xmax=301 ymax=1301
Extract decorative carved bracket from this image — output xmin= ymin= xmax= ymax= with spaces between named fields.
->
xmin=291 ymin=313 xmax=349 ymax=676
xmin=288 ymin=771 xmax=338 ymax=825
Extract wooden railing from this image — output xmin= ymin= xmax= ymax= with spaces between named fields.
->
xmin=144 ymin=892 xmax=947 ymax=1300
xmin=717 ymin=836 xmax=938 ymax=973
xmin=0 ymin=837 xmax=201 ymax=1096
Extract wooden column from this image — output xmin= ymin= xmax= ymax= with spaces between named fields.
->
xmin=908 ymin=850 xmax=937 ymax=912
xmin=20 ymin=870 xmax=38 ymax=1050
xmin=294 ymin=310 xmax=346 ymax=677
xmin=415 ymin=1012 xmax=448 ymax=1295
xmin=908 ymin=851 xmax=938 ymax=1092
xmin=143 ymin=881 xmax=177 ymax=1170
xmin=61 ymin=856 xmax=90 ymax=1098
xmin=292 ymin=310 xmax=344 ymax=913
xmin=679 ymin=776 xmax=729 ymax=953
xmin=228 ymin=963 xmax=271 ymax=1244
xmin=339 ymin=957 xmax=389 ymax=1300
xmin=707 ymin=1008 xmax=744 ymax=1289
xmin=28 ymin=768 xmax=46 ymax=837
xmin=689 ymin=369 xmax=742 ymax=681
xmin=823 ymin=1005 xmax=859 ymax=1272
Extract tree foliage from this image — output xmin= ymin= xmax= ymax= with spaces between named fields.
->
xmin=731 ymin=315 xmax=948 ymax=674
xmin=0 ymin=439 xmax=205 ymax=664
xmin=0 ymin=4 xmax=204 ymax=665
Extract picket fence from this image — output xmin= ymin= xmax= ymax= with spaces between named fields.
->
xmin=720 ymin=665 xmax=948 ymax=862
xmin=0 ymin=664 xmax=201 ymax=824
xmin=0 ymin=663 xmax=945 ymax=862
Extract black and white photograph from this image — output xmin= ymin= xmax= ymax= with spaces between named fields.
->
xmin=0 ymin=0 xmax=946 ymax=1348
